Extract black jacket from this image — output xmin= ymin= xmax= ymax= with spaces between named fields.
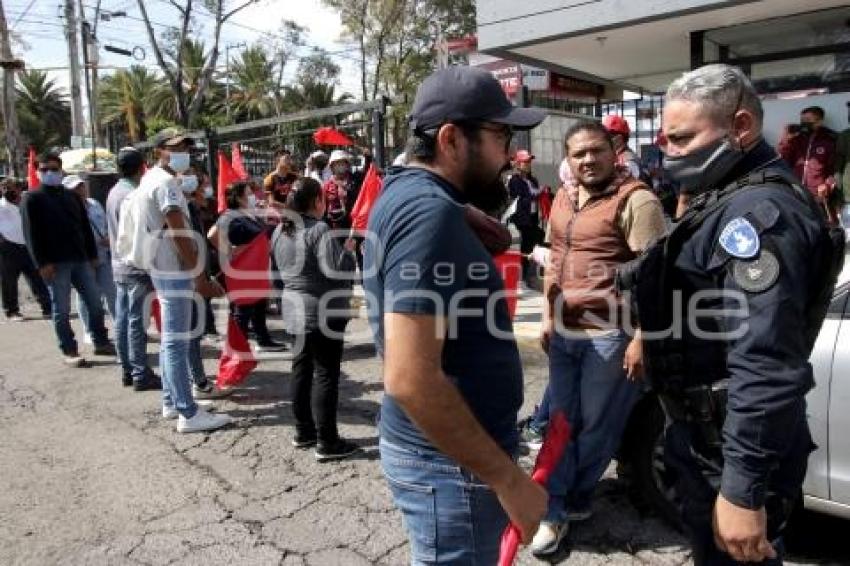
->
xmin=20 ymin=185 xmax=97 ymax=267
xmin=508 ymin=173 xmax=540 ymax=227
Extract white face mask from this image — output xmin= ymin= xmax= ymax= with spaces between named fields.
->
xmin=203 ymin=186 xmax=214 ymax=199
xmin=247 ymin=193 xmax=257 ymax=209
xmin=180 ymin=175 xmax=199 ymax=194
xmin=169 ymin=152 xmax=191 ymax=174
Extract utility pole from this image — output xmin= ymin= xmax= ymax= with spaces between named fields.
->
xmin=89 ymin=0 xmax=102 ymax=148
xmin=64 ymin=0 xmax=84 ymax=139
xmin=0 ymin=0 xmax=24 ymax=175
xmin=224 ymin=41 xmax=245 ymax=121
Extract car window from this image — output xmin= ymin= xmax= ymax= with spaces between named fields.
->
xmin=830 ymin=284 xmax=849 ymax=318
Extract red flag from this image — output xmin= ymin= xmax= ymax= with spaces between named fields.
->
xmin=492 ymin=251 xmax=522 ymax=319
xmin=217 ymin=315 xmax=257 ymax=388
xmin=498 ymin=411 xmax=571 ymax=566
xmin=217 ymin=150 xmax=240 ymax=214
xmin=539 ymin=188 xmax=553 ymax=222
xmin=150 ymin=297 xmax=162 ymax=333
xmin=224 ymin=232 xmax=271 ymax=306
xmin=231 ymin=143 xmax=249 ymax=180
xmin=350 ymin=163 xmax=382 ymax=232
xmin=27 ymin=146 xmax=39 ymax=190
xmin=313 ymin=126 xmax=355 ymax=147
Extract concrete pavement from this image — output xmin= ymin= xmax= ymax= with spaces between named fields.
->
xmin=0 ymin=286 xmax=845 ymax=565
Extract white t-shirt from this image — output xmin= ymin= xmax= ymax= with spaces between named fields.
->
xmin=137 ymin=165 xmax=194 ymax=276
xmin=0 ymin=197 xmax=25 ymax=245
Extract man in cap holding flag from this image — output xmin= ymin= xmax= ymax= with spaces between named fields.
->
xmin=363 ymin=66 xmax=548 ymax=564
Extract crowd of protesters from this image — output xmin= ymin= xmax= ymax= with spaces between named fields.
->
xmin=2 ymin=129 xmax=372 ymax=455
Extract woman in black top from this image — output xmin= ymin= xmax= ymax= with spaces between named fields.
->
xmin=272 ymin=177 xmax=360 ymax=461
xmin=208 ymin=181 xmax=284 ymax=351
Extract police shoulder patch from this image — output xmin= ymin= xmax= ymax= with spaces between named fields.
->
xmin=732 ymin=250 xmax=780 ymax=293
xmin=719 ymin=217 xmax=760 ymax=259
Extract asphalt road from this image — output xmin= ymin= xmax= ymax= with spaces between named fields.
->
xmin=1 ymin=287 xmax=847 ymax=566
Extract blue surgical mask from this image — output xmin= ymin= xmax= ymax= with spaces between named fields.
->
xmin=39 ymin=170 xmax=63 ymax=186
xmin=180 ymin=174 xmax=199 ymax=194
xmin=169 ymin=152 xmax=191 ymax=174
xmin=203 ymin=186 xmax=214 ymax=199
xmin=247 ymin=193 xmax=257 ymax=209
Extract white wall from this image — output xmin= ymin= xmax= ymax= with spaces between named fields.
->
xmin=762 ymin=94 xmax=850 ymax=147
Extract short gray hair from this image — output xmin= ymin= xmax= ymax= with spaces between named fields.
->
xmin=666 ymin=64 xmax=763 ymax=125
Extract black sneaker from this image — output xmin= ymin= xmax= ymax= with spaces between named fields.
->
xmin=133 ymin=372 xmax=162 ymax=391
xmin=121 ymin=372 xmax=133 ymax=387
xmin=315 ymin=438 xmax=360 ymax=462
xmin=292 ymin=433 xmax=318 ymax=449
xmin=93 ymin=342 xmax=117 ymax=356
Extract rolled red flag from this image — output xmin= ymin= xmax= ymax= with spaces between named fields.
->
xmin=498 ymin=411 xmax=571 ymax=566
xmin=27 ymin=146 xmax=39 ymax=190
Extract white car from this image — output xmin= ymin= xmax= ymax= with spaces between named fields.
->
xmin=622 ymin=261 xmax=850 ymax=523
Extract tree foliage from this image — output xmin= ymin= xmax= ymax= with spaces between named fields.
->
xmin=15 ymin=70 xmax=72 ymax=150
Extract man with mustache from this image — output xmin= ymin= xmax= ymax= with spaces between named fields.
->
xmin=532 ymin=120 xmax=666 ymax=556
xmin=363 ymin=66 xmax=548 ymax=564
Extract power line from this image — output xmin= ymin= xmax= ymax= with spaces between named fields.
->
xmin=10 ymin=0 xmax=39 ymax=29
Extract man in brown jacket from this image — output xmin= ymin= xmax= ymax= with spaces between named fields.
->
xmin=531 ymin=120 xmax=667 ymax=556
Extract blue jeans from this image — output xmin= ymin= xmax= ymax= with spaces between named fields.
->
xmin=188 ymin=301 xmax=207 ymax=387
xmin=152 ymin=276 xmax=197 ymax=419
xmin=380 ymin=439 xmax=508 ymax=565
xmin=45 ymin=261 xmax=109 ymax=355
xmin=530 ymin=385 xmax=552 ymax=432
xmin=78 ymin=259 xmax=117 ymax=335
xmin=115 ymin=275 xmax=153 ymax=381
xmin=546 ymin=330 xmax=638 ymax=522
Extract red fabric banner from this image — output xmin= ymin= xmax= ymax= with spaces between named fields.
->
xmin=27 ymin=146 xmax=39 ymax=190
xmin=349 ymin=163 xmax=382 ymax=232
xmin=217 ymin=315 xmax=257 ymax=388
xmin=231 ymin=143 xmax=249 ymax=180
xmin=217 ymin=150 xmax=240 ymax=214
xmin=224 ymin=233 xmax=271 ymax=306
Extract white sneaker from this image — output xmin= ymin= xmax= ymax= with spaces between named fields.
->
xmin=163 ymin=401 xmax=214 ymax=420
xmin=176 ymin=408 xmax=231 ymax=433
xmin=531 ymin=521 xmax=569 ymax=557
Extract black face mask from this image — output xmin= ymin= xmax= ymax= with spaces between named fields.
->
xmin=799 ymin=121 xmax=814 ymax=136
xmin=662 ymin=135 xmax=745 ymax=193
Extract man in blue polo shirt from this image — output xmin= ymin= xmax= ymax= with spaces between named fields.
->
xmin=363 ymin=66 xmax=547 ymax=564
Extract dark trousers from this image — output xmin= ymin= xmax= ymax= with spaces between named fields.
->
xmin=233 ymin=298 xmax=271 ymax=343
xmin=517 ymin=218 xmax=541 ymax=280
xmin=0 ymin=240 xmax=51 ymax=316
xmin=665 ymin=422 xmax=800 ymax=566
xmin=290 ymin=318 xmax=348 ymax=443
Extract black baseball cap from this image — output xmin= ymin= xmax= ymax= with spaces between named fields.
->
xmin=410 ymin=66 xmax=545 ymax=133
xmin=117 ymin=147 xmax=144 ymax=170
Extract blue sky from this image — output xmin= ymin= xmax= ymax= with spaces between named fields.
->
xmin=7 ymin=0 xmax=362 ymax=106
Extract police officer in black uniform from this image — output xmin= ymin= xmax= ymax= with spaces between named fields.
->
xmin=619 ymin=64 xmax=844 ymax=565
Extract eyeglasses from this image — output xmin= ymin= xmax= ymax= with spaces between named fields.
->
xmin=476 ymin=123 xmax=514 ymax=143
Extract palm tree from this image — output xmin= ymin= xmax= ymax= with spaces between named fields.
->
xmin=15 ymin=70 xmax=72 ymax=151
xmin=154 ymin=39 xmax=225 ymax=127
xmin=98 ymin=65 xmax=166 ymax=142
xmin=229 ymin=45 xmax=277 ymax=121
xmin=282 ymin=80 xmax=353 ymax=111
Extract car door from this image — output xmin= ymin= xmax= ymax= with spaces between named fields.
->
xmin=804 ymin=282 xmax=847 ymax=499
xmin=829 ymin=282 xmax=850 ymax=505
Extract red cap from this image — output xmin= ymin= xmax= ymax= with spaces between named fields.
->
xmin=602 ymin=115 xmax=630 ymax=137
xmin=514 ymin=149 xmax=534 ymax=163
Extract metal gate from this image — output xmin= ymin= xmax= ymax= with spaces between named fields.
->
xmin=134 ymin=98 xmax=391 ymax=187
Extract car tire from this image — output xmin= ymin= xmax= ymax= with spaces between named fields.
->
xmin=618 ymin=394 xmax=682 ymax=529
